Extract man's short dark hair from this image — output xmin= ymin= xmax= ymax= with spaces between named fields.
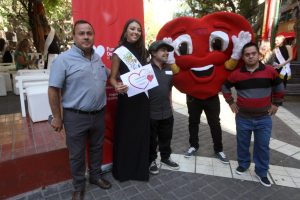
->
xmin=242 ymin=42 xmax=259 ymax=55
xmin=73 ymin=20 xmax=94 ymax=35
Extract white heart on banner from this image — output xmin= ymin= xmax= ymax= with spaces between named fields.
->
xmin=94 ymin=45 xmax=105 ymax=58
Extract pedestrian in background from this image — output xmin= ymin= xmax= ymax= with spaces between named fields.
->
xmin=259 ymin=40 xmax=274 ymax=65
xmin=273 ymin=35 xmax=293 ymax=88
xmin=14 ymin=39 xmax=35 ymax=70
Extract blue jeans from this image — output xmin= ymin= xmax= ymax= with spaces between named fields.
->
xmin=236 ymin=115 xmax=272 ymax=177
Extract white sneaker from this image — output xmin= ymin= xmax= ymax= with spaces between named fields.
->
xmin=184 ymin=147 xmax=197 ymax=158
xmin=149 ymin=161 xmax=159 ymax=175
xmin=161 ymin=158 xmax=180 ymax=170
xmin=215 ymin=152 xmax=229 ymax=164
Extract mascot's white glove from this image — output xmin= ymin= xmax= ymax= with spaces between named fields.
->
xmin=163 ymin=37 xmax=176 ymax=64
xmin=231 ymin=31 xmax=251 ymax=60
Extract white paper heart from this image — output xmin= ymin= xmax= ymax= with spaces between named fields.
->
xmin=94 ymin=45 xmax=105 ymax=57
xmin=128 ymin=69 xmax=150 ymax=89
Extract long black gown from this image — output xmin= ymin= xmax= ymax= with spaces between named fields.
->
xmin=112 ymin=41 xmax=150 ymax=182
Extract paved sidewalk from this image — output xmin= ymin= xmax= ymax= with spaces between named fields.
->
xmin=8 ymin=91 xmax=300 ymax=200
xmin=9 ymin=170 xmax=300 ymax=200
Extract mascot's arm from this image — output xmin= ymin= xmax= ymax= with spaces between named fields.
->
xmin=224 ymin=59 xmax=239 ymax=71
xmin=163 ymin=37 xmax=180 ymax=75
xmin=225 ymin=31 xmax=252 ymax=71
xmin=170 ymin=64 xmax=180 ymax=74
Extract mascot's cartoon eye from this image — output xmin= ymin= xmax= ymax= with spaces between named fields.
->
xmin=179 ymin=42 xmax=188 ymax=55
xmin=209 ymin=31 xmax=229 ymax=52
xmin=173 ymin=34 xmax=193 ymax=56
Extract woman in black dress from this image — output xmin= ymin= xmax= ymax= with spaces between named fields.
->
xmin=110 ymin=19 xmax=150 ymax=182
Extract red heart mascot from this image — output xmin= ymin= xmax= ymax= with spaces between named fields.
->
xmin=156 ymin=12 xmax=254 ymax=99
xmin=156 ymin=12 xmax=254 ymax=160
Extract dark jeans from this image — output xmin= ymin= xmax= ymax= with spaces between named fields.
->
xmin=63 ymin=108 xmax=105 ymax=191
xmin=149 ymin=116 xmax=174 ymax=162
xmin=236 ymin=115 xmax=272 ymax=177
xmin=186 ymin=94 xmax=223 ymax=153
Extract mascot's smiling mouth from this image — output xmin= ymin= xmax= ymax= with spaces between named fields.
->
xmin=191 ymin=64 xmax=214 ymax=77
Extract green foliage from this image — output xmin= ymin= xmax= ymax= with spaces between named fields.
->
xmin=176 ymin=0 xmax=237 ymax=18
xmin=0 ymin=0 xmax=71 ymax=33
xmin=175 ymin=0 xmax=264 ymax=35
xmin=176 ymin=0 xmax=259 ymax=20
xmin=43 ymin=0 xmax=72 ymax=23
xmin=0 ymin=0 xmax=72 ymax=50
xmin=43 ymin=0 xmax=60 ymax=9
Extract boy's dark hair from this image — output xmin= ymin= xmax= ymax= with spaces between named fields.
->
xmin=242 ymin=42 xmax=259 ymax=55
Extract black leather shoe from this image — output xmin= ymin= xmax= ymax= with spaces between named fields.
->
xmin=72 ymin=191 xmax=84 ymax=200
xmin=89 ymin=177 xmax=112 ymax=189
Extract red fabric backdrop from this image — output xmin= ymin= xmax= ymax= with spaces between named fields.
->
xmin=72 ymin=0 xmax=144 ymax=164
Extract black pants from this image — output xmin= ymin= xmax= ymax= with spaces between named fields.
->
xmin=276 ymin=68 xmax=288 ymax=88
xmin=63 ymin=108 xmax=105 ymax=191
xmin=149 ymin=116 xmax=174 ymax=162
xmin=186 ymin=95 xmax=223 ymax=153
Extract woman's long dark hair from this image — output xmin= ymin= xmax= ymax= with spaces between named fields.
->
xmin=117 ymin=19 xmax=149 ymax=64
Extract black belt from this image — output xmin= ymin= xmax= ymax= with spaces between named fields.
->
xmin=64 ymin=107 xmax=105 ymax=115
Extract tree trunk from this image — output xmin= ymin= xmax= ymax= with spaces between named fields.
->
xmin=252 ymin=13 xmax=264 ymax=35
xmin=28 ymin=0 xmax=48 ymax=53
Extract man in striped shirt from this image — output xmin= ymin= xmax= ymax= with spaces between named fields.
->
xmin=222 ymin=42 xmax=284 ymax=187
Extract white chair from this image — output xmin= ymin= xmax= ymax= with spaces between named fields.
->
xmin=15 ymin=74 xmax=49 ymax=117
xmin=0 ymin=74 xmax=7 ymax=96
xmin=0 ymin=63 xmax=15 ymax=72
xmin=0 ymin=72 xmax=12 ymax=91
xmin=12 ymin=74 xmax=19 ymax=95
xmin=13 ymin=70 xmax=48 ymax=95
xmin=26 ymin=85 xmax=51 ymax=122
xmin=46 ymin=54 xmax=58 ymax=70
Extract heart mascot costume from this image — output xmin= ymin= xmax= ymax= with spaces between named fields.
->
xmin=156 ymin=12 xmax=254 ymax=158
xmin=156 ymin=12 xmax=254 ymax=98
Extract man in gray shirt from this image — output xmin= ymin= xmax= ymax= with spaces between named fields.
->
xmin=48 ymin=20 xmax=111 ymax=200
xmin=148 ymin=40 xmax=180 ymax=175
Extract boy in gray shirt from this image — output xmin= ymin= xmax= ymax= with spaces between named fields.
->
xmin=148 ymin=40 xmax=180 ymax=175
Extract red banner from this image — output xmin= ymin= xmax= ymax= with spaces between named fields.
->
xmin=72 ymin=0 xmax=144 ymax=165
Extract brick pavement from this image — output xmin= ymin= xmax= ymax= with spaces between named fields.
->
xmin=9 ymin=106 xmax=300 ymax=200
xmin=9 ymin=169 xmax=300 ymax=200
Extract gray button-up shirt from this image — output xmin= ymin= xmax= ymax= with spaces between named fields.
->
xmin=49 ymin=45 xmax=108 ymax=111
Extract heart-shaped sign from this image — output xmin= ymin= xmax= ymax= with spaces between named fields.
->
xmin=128 ymin=69 xmax=150 ymax=89
xmin=94 ymin=45 xmax=105 ymax=58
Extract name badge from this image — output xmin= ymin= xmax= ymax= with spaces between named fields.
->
xmin=165 ymin=70 xmax=173 ymax=75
